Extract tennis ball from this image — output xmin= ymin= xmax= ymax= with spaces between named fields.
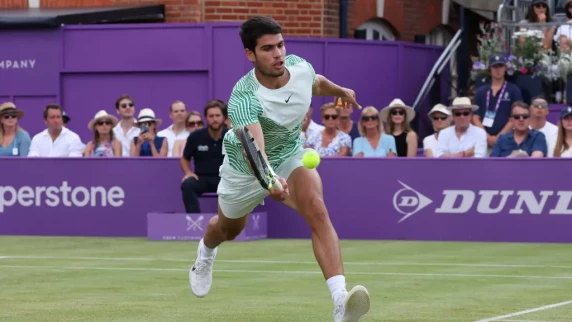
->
xmin=302 ymin=150 xmax=321 ymax=169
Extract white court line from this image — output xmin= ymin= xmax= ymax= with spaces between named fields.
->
xmin=2 ymin=264 xmax=572 ymax=280
xmin=2 ymin=255 xmax=572 ymax=269
xmin=475 ymin=300 xmax=572 ymax=322
xmin=502 ymin=320 xmax=571 ymax=322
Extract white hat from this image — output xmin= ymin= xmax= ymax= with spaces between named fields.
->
xmin=449 ymin=97 xmax=479 ymax=111
xmin=88 ymin=110 xmax=118 ymax=131
xmin=133 ymin=108 xmax=162 ymax=126
xmin=428 ymin=104 xmax=451 ymax=117
xmin=379 ymin=98 xmax=416 ymax=123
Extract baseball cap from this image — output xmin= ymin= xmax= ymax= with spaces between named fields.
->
xmin=561 ymin=106 xmax=572 ymax=119
xmin=531 ymin=0 xmax=548 ymax=5
xmin=489 ymin=55 xmax=506 ymax=67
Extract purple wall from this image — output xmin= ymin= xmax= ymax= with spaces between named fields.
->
xmin=0 ymin=23 xmax=445 ymax=142
xmin=0 ymin=158 xmax=571 ymax=243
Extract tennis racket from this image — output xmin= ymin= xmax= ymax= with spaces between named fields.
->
xmin=236 ymin=127 xmax=283 ymax=191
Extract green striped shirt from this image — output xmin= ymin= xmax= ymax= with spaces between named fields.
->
xmin=223 ymin=54 xmax=316 ymax=175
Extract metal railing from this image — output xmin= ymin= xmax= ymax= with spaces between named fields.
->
xmin=412 ymin=28 xmax=463 ymax=110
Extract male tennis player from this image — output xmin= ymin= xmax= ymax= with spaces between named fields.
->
xmin=189 ymin=16 xmax=370 ymax=321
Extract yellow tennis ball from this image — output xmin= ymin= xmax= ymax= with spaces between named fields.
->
xmin=302 ymin=150 xmax=321 ymax=169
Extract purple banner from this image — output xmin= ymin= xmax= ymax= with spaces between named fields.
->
xmin=0 ymin=158 xmax=571 ymax=243
xmin=147 ymin=212 xmax=267 ymax=241
xmin=0 ymin=23 xmax=444 ymax=141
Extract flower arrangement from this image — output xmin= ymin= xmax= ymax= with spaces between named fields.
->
xmin=470 ymin=22 xmax=506 ymax=81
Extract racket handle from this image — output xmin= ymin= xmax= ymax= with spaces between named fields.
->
xmin=271 ymin=178 xmax=283 ymax=191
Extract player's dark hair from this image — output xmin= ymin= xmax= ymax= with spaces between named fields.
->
xmin=239 ymin=16 xmax=283 ymax=53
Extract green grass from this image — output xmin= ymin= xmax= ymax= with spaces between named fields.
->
xmin=1 ymin=236 xmax=572 ymax=321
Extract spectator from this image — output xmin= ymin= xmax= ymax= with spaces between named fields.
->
xmin=423 ymin=104 xmax=451 ymax=157
xmin=172 ymin=111 xmax=204 ymax=157
xmin=473 ymin=55 xmax=523 ymax=154
xmin=157 ymin=100 xmax=190 ymax=157
xmin=554 ymin=0 xmax=572 ymax=51
xmin=490 ymin=102 xmax=547 ymax=157
xmin=352 ymin=106 xmax=396 ymax=157
xmin=130 ymin=108 xmax=168 ymax=157
xmin=529 ymin=96 xmax=558 ymax=156
xmin=379 ymin=98 xmax=418 ymax=157
xmin=0 ymin=102 xmax=31 ymax=156
xmin=435 ymin=97 xmax=488 ymax=158
xmin=552 ymin=106 xmax=572 ymax=157
xmin=519 ymin=0 xmax=556 ymax=52
xmin=337 ymin=100 xmax=360 ymax=143
xmin=83 ymin=110 xmax=122 ymax=157
xmin=113 ymin=95 xmax=141 ymax=157
xmin=300 ymin=105 xmax=324 ymax=142
xmin=62 ymin=111 xmax=70 ymax=127
xmin=28 ymin=104 xmax=84 ymax=157
xmin=180 ymin=101 xmax=228 ymax=213
xmin=305 ymin=103 xmax=351 ymax=157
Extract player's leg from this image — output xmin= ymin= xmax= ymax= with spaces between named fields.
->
xmin=190 ymin=155 xmax=267 ymax=298
xmin=190 ymin=204 xmax=249 ymax=298
xmin=278 ymin=151 xmax=370 ymax=321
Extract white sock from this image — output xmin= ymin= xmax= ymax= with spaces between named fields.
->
xmin=326 ymin=275 xmax=347 ymax=304
xmin=198 ymin=238 xmax=216 ymax=259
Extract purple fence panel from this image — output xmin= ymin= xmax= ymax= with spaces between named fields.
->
xmin=0 ymin=158 xmax=570 ymax=244
xmin=0 ymin=23 xmax=445 ymax=143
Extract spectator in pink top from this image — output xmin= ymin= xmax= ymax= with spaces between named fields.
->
xmin=83 ymin=110 xmax=122 ymax=157
xmin=173 ymin=111 xmax=204 ymax=157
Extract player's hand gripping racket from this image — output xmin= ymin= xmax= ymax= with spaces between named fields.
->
xmin=237 ymin=127 xmax=283 ymax=191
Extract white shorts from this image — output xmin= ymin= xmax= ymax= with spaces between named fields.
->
xmin=216 ymin=147 xmax=308 ymax=219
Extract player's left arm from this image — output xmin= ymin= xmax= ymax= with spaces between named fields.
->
xmin=312 ymin=74 xmax=362 ymax=109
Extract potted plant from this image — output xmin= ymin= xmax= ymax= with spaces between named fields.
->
xmin=470 ymin=22 xmax=507 ymax=88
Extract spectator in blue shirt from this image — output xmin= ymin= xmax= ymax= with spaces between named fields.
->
xmin=0 ymin=102 xmax=31 ymax=157
xmin=490 ymin=101 xmax=547 ymax=158
xmin=472 ymin=55 xmax=523 ymax=153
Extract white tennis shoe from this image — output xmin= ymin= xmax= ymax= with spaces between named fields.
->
xmin=189 ymin=243 xmax=217 ymax=298
xmin=333 ymin=285 xmax=371 ymax=322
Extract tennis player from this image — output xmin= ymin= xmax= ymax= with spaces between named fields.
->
xmin=190 ymin=16 xmax=370 ymax=321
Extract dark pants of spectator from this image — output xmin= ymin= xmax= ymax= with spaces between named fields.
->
xmin=181 ymin=175 xmax=220 ymax=213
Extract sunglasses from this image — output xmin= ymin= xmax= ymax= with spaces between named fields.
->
xmin=96 ymin=120 xmax=113 ymax=126
xmin=390 ymin=110 xmax=405 ymax=116
xmin=534 ymin=3 xmax=547 ymax=8
xmin=433 ymin=116 xmax=448 ymax=121
xmin=324 ymin=114 xmax=338 ymax=120
xmin=361 ymin=115 xmax=379 ymax=121
xmin=187 ymin=121 xmax=203 ymax=127
xmin=512 ymin=114 xmax=530 ymax=120
xmin=532 ymin=102 xmax=547 ymax=109
xmin=120 ymin=102 xmax=134 ymax=109
xmin=2 ymin=113 xmax=18 ymax=119
xmin=454 ymin=111 xmax=471 ymax=117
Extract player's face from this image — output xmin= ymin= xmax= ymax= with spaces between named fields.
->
xmin=248 ymin=34 xmax=286 ymax=78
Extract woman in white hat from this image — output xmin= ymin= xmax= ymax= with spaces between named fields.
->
xmin=130 ymin=108 xmax=168 ymax=157
xmin=379 ymin=99 xmax=418 ymax=157
xmin=423 ymin=104 xmax=452 ymax=157
xmin=0 ymin=102 xmax=31 ymax=157
xmin=83 ymin=110 xmax=121 ymax=157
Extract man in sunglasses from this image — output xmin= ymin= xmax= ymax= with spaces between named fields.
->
xmin=490 ymin=102 xmax=547 ymax=157
xmin=112 ymin=94 xmax=141 ymax=157
xmin=529 ymin=96 xmax=558 ymax=156
xmin=472 ymin=55 xmax=523 ymax=155
xmin=435 ymin=97 xmax=487 ymax=158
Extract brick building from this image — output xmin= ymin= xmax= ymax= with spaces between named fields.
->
xmin=2 ymin=0 xmax=459 ymax=45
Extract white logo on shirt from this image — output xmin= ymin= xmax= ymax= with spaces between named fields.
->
xmin=197 ymin=145 xmax=209 ymax=152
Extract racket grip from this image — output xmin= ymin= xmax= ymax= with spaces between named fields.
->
xmin=271 ymin=179 xmax=283 ymax=191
